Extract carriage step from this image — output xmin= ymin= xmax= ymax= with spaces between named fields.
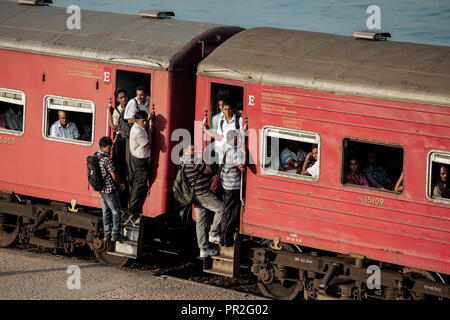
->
xmin=203 ymin=254 xmax=235 ymax=278
xmin=109 ymin=239 xmax=138 ymax=257
xmin=203 ymin=234 xmax=241 ymax=278
xmin=106 ymin=251 xmax=136 ymax=259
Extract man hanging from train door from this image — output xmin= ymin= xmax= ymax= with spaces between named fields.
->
xmin=123 ymin=85 xmax=152 ymax=193
xmin=127 ymin=110 xmax=153 ymax=223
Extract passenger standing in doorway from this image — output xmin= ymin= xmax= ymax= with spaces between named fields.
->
xmin=97 ymin=136 xmax=127 ymax=242
xmin=123 ymin=85 xmax=152 ymax=191
xmin=203 ymin=99 xmax=243 ymax=164
xmin=107 ymin=88 xmax=129 ymax=207
xmin=128 ymin=110 xmax=152 ymax=221
xmin=220 ymin=130 xmax=245 ymax=247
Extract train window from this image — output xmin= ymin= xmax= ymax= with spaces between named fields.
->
xmin=427 ymin=151 xmax=450 ymax=204
xmin=43 ymin=95 xmax=94 ymax=145
xmin=341 ymin=139 xmax=404 ymax=193
xmin=209 ymin=82 xmax=244 ymax=132
xmin=260 ymin=126 xmax=320 ymax=181
xmin=0 ymin=88 xmax=25 ymax=136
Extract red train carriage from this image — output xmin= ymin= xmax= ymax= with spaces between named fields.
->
xmin=0 ymin=1 xmax=241 ymax=263
xmin=196 ymin=27 xmax=450 ymax=299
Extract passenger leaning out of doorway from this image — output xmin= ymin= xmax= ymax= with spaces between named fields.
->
xmin=202 ymin=99 xmax=244 ymax=165
xmin=220 ymin=130 xmax=246 ymax=247
xmin=107 ymin=88 xmax=129 ymax=207
xmin=127 ymin=110 xmax=152 ymax=223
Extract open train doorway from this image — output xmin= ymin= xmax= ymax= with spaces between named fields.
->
xmin=116 ymin=70 xmax=151 ymax=104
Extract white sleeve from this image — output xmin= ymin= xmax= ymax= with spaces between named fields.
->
xmin=49 ymin=122 xmax=57 ymax=137
xmin=124 ymin=99 xmax=137 ymax=120
xmin=307 ymin=161 xmax=319 ymax=177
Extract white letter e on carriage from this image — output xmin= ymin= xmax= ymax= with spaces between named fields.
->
xmin=66 ymin=5 xmax=81 ymax=30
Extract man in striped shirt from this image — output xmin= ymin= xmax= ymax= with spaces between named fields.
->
xmin=183 ymin=145 xmax=223 ymax=258
xmin=220 ymin=131 xmax=245 ymax=247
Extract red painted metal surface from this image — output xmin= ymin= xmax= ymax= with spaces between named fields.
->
xmin=0 ymin=49 xmax=185 ymax=218
xmin=195 ymin=75 xmax=450 ymax=275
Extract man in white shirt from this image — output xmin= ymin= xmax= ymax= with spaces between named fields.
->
xmin=210 ymin=96 xmax=225 ymax=132
xmin=128 ymin=110 xmax=152 ymax=218
xmin=50 ymin=110 xmax=80 ymax=139
xmin=203 ymin=99 xmax=243 ymax=164
xmin=124 ymin=85 xmax=150 ymax=124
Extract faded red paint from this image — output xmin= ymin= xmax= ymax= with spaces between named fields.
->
xmin=195 ymin=75 xmax=450 ymax=275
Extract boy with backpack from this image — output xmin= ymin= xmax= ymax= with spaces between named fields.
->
xmin=91 ymin=136 xmax=126 ymax=242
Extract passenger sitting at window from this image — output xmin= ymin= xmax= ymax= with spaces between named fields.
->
xmin=50 ymin=110 xmax=80 ymax=139
xmin=345 ymin=158 xmax=369 ymax=187
xmin=5 ymin=106 xmax=23 ymax=132
xmin=280 ymin=141 xmax=307 ymax=173
xmin=302 ymin=145 xmax=318 ymax=175
xmin=433 ymin=165 xmax=450 ymax=199
xmin=363 ymin=151 xmax=393 ymax=190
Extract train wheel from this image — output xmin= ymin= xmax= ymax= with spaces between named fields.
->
xmin=92 ymin=237 xmax=130 ymax=267
xmin=0 ymin=214 xmax=19 ymax=247
xmin=257 ymin=243 xmax=303 ymax=300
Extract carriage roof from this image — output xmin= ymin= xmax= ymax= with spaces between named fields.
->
xmin=198 ymin=27 xmax=450 ymax=107
xmin=0 ymin=0 xmax=228 ymax=70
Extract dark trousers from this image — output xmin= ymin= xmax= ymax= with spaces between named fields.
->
xmin=112 ymin=133 xmax=128 ymax=207
xmin=129 ymin=155 xmax=150 ymax=216
xmin=220 ymin=189 xmax=241 ymax=246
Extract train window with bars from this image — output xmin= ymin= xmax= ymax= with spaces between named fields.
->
xmin=260 ymin=126 xmax=320 ymax=181
xmin=43 ymin=95 xmax=94 ymax=145
xmin=341 ymin=139 xmax=404 ymax=193
xmin=0 ymin=88 xmax=25 ymax=135
xmin=427 ymin=151 xmax=450 ymax=204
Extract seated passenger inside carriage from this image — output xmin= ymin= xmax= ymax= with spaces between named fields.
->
xmin=280 ymin=141 xmax=307 ymax=173
xmin=345 ymin=158 xmax=369 ymax=187
xmin=363 ymin=151 xmax=394 ymax=190
xmin=49 ymin=110 xmax=80 ymax=140
xmin=433 ymin=164 xmax=450 ymax=199
xmin=302 ymin=144 xmax=318 ymax=176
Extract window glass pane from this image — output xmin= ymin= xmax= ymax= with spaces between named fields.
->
xmin=261 ymin=126 xmax=320 ymax=180
xmin=45 ymin=96 xmax=93 ymax=144
xmin=0 ymin=89 xmax=24 ymax=134
xmin=428 ymin=152 xmax=450 ymax=202
xmin=342 ymin=139 xmax=403 ymax=193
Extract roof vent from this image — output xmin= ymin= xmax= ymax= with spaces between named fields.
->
xmin=18 ymin=0 xmax=52 ymax=5
xmin=352 ymin=31 xmax=391 ymax=41
xmin=139 ymin=10 xmax=175 ymax=19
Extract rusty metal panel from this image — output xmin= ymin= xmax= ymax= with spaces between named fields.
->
xmin=198 ymin=27 xmax=450 ymax=107
xmin=0 ymin=0 xmax=223 ymax=69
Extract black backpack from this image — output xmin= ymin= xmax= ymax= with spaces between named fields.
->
xmin=173 ymin=164 xmax=195 ymax=206
xmin=87 ymin=152 xmax=105 ymax=192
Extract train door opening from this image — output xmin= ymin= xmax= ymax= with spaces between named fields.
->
xmin=116 ymin=70 xmax=151 ymax=103
xmin=209 ymin=82 xmax=244 ymax=127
